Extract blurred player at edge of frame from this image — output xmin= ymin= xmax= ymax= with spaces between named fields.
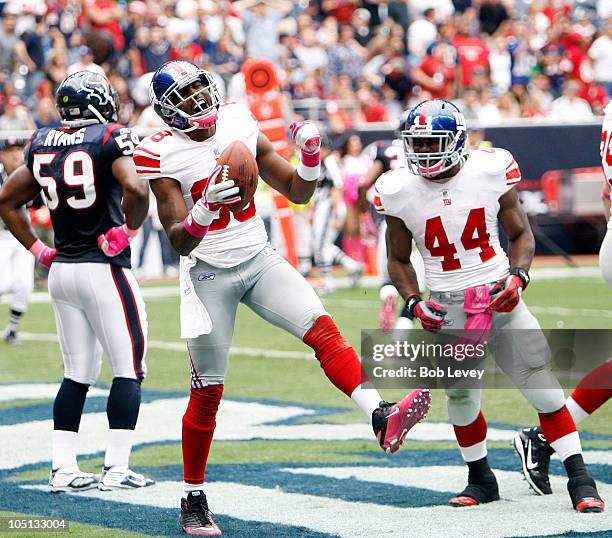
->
xmin=360 ymin=137 xmax=426 ymax=332
xmin=378 ymin=98 xmax=604 ymax=513
xmin=513 ymin=100 xmax=612 ymax=497
xmin=0 ymin=71 xmax=154 ymax=493
xmin=137 ymin=60 xmax=432 ymax=536
xmin=0 ymin=137 xmax=36 ymax=345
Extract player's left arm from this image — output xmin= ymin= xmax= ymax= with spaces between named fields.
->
xmin=112 ymin=156 xmax=149 ymax=229
xmin=0 ymin=164 xmax=56 ymax=267
xmin=490 ymin=188 xmax=534 ymax=311
xmin=256 ymin=121 xmax=321 ymax=205
xmin=98 ymin=127 xmax=150 ymax=257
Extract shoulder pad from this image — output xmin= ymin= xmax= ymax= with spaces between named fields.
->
xmin=220 ymin=101 xmax=257 ymax=122
xmin=470 ymin=147 xmax=514 ymax=175
xmin=376 ymin=168 xmax=406 ymax=196
xmin=134 ymin=135 xmax=164 ymax=180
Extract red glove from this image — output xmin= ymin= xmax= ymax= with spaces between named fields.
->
xmin=29 ymin=239 xmax=57 ymax=268
xmin=407 ymin=294 xmax=447 ymax=332
xmin=489 ymin=275 xmax=524 ymax=312
xmin=98 ymin=224 xmax=139 ymax=257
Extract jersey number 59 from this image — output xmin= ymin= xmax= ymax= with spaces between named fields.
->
xmin=32 ymin=151 xmax=96 ymax=210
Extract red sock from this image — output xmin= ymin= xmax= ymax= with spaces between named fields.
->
xmin=303 ymin=315 xmax=364 ymax=396
xmin=538 ymin=405 xmax=581 ymax=461
xmin=182 ymin=384 xmax=223 ymax=484
xmin=569 ymin=361 xmax=612 ymax=415
xmin=453 ymin=411 xmax=488 ymax=462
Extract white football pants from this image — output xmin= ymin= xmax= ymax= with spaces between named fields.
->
xmin=0 ymin=233 xmax=35 ymax=312
xmin=48 ymin=262 xmax=148 ymax=385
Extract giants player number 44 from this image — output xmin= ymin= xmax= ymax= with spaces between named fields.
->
xmin=379 ymin=99 xmax=604 ymax=513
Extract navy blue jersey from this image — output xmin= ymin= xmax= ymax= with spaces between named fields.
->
xmin=25 ymin=123 xmax=139 ymax=267
xmin=369 ymin=139 xmax=405 ymax=173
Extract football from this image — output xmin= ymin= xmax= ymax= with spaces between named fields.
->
xmin=216 ymin=140 xmax=259 ymax=213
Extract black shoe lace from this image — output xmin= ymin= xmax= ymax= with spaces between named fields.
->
xmin=184 ymin=505 xmax=212 ymax=528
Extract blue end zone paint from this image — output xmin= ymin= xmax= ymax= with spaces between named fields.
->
xmin=0 ymin=485 xmax=336 ymax=538
xmin=1 ymin=446 xmax=610 ymax=537
xmin=1 ymin=387 xmax=610 ymax=537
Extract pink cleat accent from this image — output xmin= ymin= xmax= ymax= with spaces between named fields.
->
xmin=372 ymin=388 xmax=431 ymax=453
xmin=379 ymin=294 xmax=397 ymax=333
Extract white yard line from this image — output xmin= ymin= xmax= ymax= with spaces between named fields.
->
xmin=18 ymin=332 xmax=314 ymax=360
xmin=1 ymin=265 xmax=604 ymax=307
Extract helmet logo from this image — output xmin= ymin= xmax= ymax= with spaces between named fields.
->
xmin=453 ymin=112 xmax=467 ymax=130
xmin=62 ymin=96 xmax=69 ymax=103
xmin=414 ymin=115 xmax=432 ymax=131
xmin=79 ymin=76 xmax=110 ymax=107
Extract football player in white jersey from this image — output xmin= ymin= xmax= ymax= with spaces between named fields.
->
xmin=513 ymin=101 xmax=612 ymax=497
xmin=377 ymin=99 xmax=604 ymax=512
xmin=0 ymin=137 xmax=35 ymax=345
xmin=136 ymin=61 xmax=431 ymax=536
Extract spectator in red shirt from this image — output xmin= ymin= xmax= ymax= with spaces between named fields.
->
xmin=452 ymin=23 xmax=489 ymax=90
xmin=356 ymin=87 xmax=388 ymax=123
xmin=412 ymin=42 xmax=457 ymax=99
xmin=170 ymin=35 xmax=204 ymax=64
xmin=321 ymin=0 xmax=358 ymax=25
xmin=82 ymin=0 xmax=124 ymax=53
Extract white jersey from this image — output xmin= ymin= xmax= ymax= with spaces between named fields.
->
xmin=376 ymin=148 xmax=522 ymax=292
xmin=134 ymin=102 xmax=268 ymax=268
xmin=602 ymin=101 xmax=612 ymax=185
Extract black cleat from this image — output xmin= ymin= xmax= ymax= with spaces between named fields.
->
xmin=513 ymin=426 xmax=553 ymax=495
xmin=568 ymin=475 xmax=605 ymax=513
xmin=180 ymin=491 xmax=222 ymax=535
xmin=449 ymin=474 xmax=500 ymax=507
xmin=3 ymin=329 xmax=22 ymax=346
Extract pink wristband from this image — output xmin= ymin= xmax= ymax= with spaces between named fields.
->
xmin=183 ymin=213 xmax=210 ymax=238
xmin=122 ymin=224 xmax=140 ymax=238
xmin=28 ymin=239 xmax=45 ymax=258
xmin=301 ymin=149 xmax=320 ymax=167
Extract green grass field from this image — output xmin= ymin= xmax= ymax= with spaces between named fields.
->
xmin=0 ymin=270 xmax=610 ymax=537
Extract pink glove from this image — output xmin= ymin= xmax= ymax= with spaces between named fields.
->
xmin=289 ymin=120 xmax=321 ymax=166
xmin=29 ymin=239 xmax=57 ymax=269
xmin=97 ymin=224 xmax=139 ymax=257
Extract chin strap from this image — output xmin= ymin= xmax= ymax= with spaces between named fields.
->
xmin=188 ymin=110 xmax=218 ymax=130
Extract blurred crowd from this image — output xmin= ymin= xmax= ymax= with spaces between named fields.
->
xmin=0 ymin=0 xmax=610 ymax=136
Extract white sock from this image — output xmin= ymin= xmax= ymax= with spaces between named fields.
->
xmin=393 ymin=316 xmax=413 ymax=331
xmin=52 ymin=430 xmax=78 ymax=471
xmin=104 ymin=429 xmax=134 ymax=469
xmin=379 ymin=284 xmax=399 ymax=302
xmin=351 ymin=384 xmax=382 ymax=423
xmin=565 ymin=396 xmax=589 ymax=425
xmin=459 ymin=440 xmax=487 ymax=462
xmin=184 ymin=481 xmax=205 ymax=494
xmin=550 ymin=431 xmax=582 ymax=462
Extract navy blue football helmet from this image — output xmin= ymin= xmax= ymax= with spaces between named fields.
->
xmin=56 ymin=71 xmax=119 ymax=127
xmin=149 ymin=61 xmax=221 ymax=132
xmin=401 ymin=99 xmax=467 ymax=179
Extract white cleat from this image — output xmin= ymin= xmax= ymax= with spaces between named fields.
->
xmin=98 ymin=466 xmax=155 ymax=491
xmin=49 ymin=467 xmax=100 ymax=493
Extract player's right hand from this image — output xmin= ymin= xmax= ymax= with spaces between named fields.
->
xmin=98 ymin=224 xmax=138 ymax=257
xmin=407 ymin=294 xmax=447 ymax=332
xmin=203 ymin=164 xmax=241 ymax=211
xmin=28 ymin=239 xmax=57 ymax=269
